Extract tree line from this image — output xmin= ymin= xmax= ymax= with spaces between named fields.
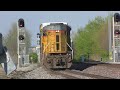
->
xmin=73 ymin=15 xmax=112 ymax=62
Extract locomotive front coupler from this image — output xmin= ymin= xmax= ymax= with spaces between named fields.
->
xmin=57 ymin=58 xmax=65 ymax=66
xmin=47 ymin=59 xmax=51 ymax=63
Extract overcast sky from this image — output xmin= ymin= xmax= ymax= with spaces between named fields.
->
xmin=0 ymin=11 xmax=117 ymax=46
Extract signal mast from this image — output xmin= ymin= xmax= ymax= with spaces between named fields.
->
xmin=17 ymin=18 xmax=28 ymax=68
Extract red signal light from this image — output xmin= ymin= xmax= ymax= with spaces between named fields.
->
xmin=18 ymin=18 xmax=24 ymax=28
xmin=115 ymin=30 xmax=120 ymax=34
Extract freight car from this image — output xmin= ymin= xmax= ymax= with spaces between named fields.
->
xmin=39 ymin=22 xmax=73 ymax=69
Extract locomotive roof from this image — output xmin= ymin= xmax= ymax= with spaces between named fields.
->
xmin=40 ymin=22 xmax=68 ymax=28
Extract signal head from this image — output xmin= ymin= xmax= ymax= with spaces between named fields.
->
xmin=114 ymin=29 xmax=120 ymax=34
xmin=37 ymin=33 xmax=40 ymax=38
xmin=114 ymin=13 xmax=120 ymax=22
xmin=18 ymin=18 xmax=25 ymax=27
xmin=37 ymin=33 xmax=40 ymax=35
xmin=19 ymin=35 xmax=25 ymax=40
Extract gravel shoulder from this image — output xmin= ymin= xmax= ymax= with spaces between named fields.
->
xmin=70 ymin=62 xmax=120 ymax=79
xmin=8 ymin=64 xmax=66 ymax=79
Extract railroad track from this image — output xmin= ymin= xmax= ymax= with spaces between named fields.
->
xmin=41 ymin=64 xmax=78 ymax=79
xmin=42 ymin=62 xmax=116 ymax=79
xmin=44 ymin=66 xmax=114 ymax=79
xmin=55 ymin=69 xmax=115 ymax=79
xmin=0 ymin=62 xmax=118 ymax=79
xmin=50 ymin=70 xmax=79 ymax=79
xmin=97 ymin=63 xmax=120 ymax=69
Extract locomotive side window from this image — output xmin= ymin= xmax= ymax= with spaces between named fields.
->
xmin=56 ymin=43 xmax=59 ymax=50
xmin=56 ymin=34 xmax=60 ymax=50
xmin=56 ymin=35 xmax=59 ymax=42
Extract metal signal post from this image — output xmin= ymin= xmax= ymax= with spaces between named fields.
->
xmin=0 ymin=33 xmax=3 ymax=55
xmin=112 ymin=13 xmax=120 ymax=63
xmin=17 ymin=18 xmax=27 ymax=68
xmin=112 ymin=16 xmax=115 ymax=62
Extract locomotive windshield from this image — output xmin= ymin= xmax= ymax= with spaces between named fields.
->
xmin=43 ymin=23 xmax=66 ymax=30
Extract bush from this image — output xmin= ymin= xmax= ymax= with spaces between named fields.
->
xmin=29 ymin=53 xmax=38 ymax=63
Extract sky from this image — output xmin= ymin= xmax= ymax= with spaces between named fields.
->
xmin=0 ymin=11 xmax=116 ymax=46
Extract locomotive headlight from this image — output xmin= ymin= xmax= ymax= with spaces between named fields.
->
xmin=56 ymin=30 xmax=59 ymax=32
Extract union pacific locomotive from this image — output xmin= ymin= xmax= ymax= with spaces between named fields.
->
xmin=39 ymin=22 xmax=73 ymax=69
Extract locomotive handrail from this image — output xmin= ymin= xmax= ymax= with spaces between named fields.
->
xmin=43 ymin=42 xmax=50 ymax=53
xmin=66 ymin=42 xmax=73 ymax=60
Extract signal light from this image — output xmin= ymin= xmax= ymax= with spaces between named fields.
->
xmin=19 ymin=35 xmax=25 ymax=40
xmin=18 ymin=18 xmax=25 ymax=27
xmin=37 ymin=33 xmax=40 ymax=38
xmin=114 ymin=13 xmax=120 ymax=22
xmin=114 ymin=30 xmax=120 ymax=34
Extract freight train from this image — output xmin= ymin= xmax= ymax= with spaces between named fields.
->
xmin=39 ymin=22 xmax=73 ymax=69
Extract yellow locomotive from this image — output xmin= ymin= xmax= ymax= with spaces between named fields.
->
xmin=39 ymin=22 xmax=73 ymax=69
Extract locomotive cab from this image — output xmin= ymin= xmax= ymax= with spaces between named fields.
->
xmin=40 ymin=22 xmax=73 ymax=69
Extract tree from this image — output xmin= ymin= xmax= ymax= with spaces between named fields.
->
xmin=73 ymin=16 xmax=109 ymax=62
xmin=29 ymin=53 xmax=38 ymax=63
xmin=3 ymin=22 xmax=31 ymax=65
